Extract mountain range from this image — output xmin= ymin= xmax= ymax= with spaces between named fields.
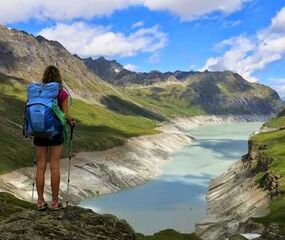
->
xmin=82 ymin=56 xmax=198 ymax=86
xmin=0 ymin=24 xmax=283 ymax=118
xmin=81 ymin=55 xmax=283 ymax=115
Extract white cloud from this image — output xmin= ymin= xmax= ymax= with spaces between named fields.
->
xmin=0 ymin=0 xmax=134 ymax=23
xmin=140 ymin=0 xmax=251 ymax=21
xmin=269 ymin=78 xmax=285 ymax=98
xmin=38 ymin=22 xmax=168 ymax=58
xmin=274 ymin=86 xmax=285 ymax=99
xmin=270 ymin=7 xmax=285 ymax=33
xmin=201 ymin=6 xmax=285 ymax=83
xmin=0 ymin=0 xmax=251 ymax=23
xmin=272 ymin=85 xmax=285 ymax=99
xmin=0 ymin=0 xmax=39 ymax=24
xmin=131 ymin=21 xmax=144 ymax=29
xmin=202 ymin=36 xmax=258 ymax=82
xmin=124 ymin=64 xmax=138 ymax=71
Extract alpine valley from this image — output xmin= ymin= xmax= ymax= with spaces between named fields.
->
xmin=0 ymin=24 xmax=284 ymax=240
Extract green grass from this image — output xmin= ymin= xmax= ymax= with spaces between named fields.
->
xmin=263 ymin=108 xmax=285 ymax=129
xmin=70 ymin=98 xmax=159 ymax=152
xmin=123 ymin=70 xmax=283 ymax=117
xmin=124 ymin=87 xmax=206 ymax=118
xmin=263 ymin=116 xmax=285 ymax=129
xmin=256 ymin=196 xmax=285 ymax=234
xmin=251 ymin=130 xmax=285 ymax=190
xmin=137 ymin=229 xmax=201 ymax=240
xmin=0 ymin=192 xmax=36 ymax=221
xmin=250 ymin=120 xmax=285 ymax=233
xmin=0 ymin=92 xmax=35 ymax=174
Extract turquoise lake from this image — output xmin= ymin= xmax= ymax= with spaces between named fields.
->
xmin=79 ymin=122 xmax=263 ymax=234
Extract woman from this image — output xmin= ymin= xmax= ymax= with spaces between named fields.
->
xmin=34 ymin=65 xmax=74 ymax=210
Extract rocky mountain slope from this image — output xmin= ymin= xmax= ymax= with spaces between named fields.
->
xmin=83 ymin=56 xmax=124 ymax=82
xmin=124 ymin=71 xmax=284 ymax=116
xmin=83 ymin=57 xmax=284 ymax=116
xmin=196 ymin=112 xmax=285 ymax=240
xmin=82 ymin=56 xmax=194 ymax=86
xmin=0 ymin=25 xmax=124 ymax=104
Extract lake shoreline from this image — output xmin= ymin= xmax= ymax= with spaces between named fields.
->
xmin=0 ymin=114 xmax=273 ymax=206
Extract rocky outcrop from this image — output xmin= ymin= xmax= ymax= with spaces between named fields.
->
xmin=195 ymin=123 xmax=283 ymax=240
xmin=256 ymin=223 xmax=284 ymax=240
xmin=260 ymin=171 xmax=282 ymax=197
xmin=0 ymin=193 xmax=136 ymax=240
xmin=195 ymin=159 xmax=270 ymax=240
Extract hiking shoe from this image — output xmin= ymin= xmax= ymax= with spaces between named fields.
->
xmin=50 ymin=199 xmax=63 ymax=211
xmin=37 ymin=199 xmax=48 ymax=210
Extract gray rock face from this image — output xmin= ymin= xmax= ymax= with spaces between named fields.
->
xmin=195 ymin=156 xmax=270 ymax=239
xmin=83 ymin=56 xmax=124 ymax=82
xmin=83 ymin=57 xmax=192 ymax=86
xmin=196 ymin=125 xmax=285 ymax=240
xmin=260 ymin=171 xmax=282 ymax=197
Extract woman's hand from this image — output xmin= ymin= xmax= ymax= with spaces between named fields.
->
xmin=68 ymin=118 xmax=76 ymax=128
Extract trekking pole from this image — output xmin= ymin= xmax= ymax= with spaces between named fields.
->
xmin=32 ymin=156 xmax=37 ymax=202
xmin=66 ymin=123 xmax=74 ymax=207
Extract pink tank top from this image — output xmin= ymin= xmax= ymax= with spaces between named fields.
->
xmin=57 ymin=89 xmax=69 ymax=110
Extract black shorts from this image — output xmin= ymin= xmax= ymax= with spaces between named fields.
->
xmin=34 ymin=132 xmax=64 ymax=146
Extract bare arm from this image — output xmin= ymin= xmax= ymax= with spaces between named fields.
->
xmin=61 ymin=99 xmax=74 ymax=126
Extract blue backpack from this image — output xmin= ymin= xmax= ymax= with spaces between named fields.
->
xmin=24 ymin=82 xmax=63 ymax=138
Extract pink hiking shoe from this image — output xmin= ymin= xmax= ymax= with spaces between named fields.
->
xmin=37 ymin=199 xmax=48 ymax=210
xmin=50 ymin=199 xmax=63 ymax=211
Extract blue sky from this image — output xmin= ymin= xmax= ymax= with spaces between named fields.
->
xmin=1 ymin=0 xmax=285 ymax=97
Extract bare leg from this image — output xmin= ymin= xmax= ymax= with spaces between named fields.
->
xmin=35 ymin=146 xmax=48 ymax=201
xmin=50 ymin=145 xmax=63 ymax=201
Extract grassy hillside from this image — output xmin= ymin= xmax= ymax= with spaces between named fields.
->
xmin=124 ymin=83 xmax=206 ymax=117
xmin=251 ymin=112 xmax=285 ymax=234
xmin=123 ymin=71 xmax=283 ymax=117
xmin=137 ymin=229 xmax=201 ymax=240
xmin=0 ymin=192 xmax=36 ymax=220
xmin=0 ymin=73 xmax=158 ymax=174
